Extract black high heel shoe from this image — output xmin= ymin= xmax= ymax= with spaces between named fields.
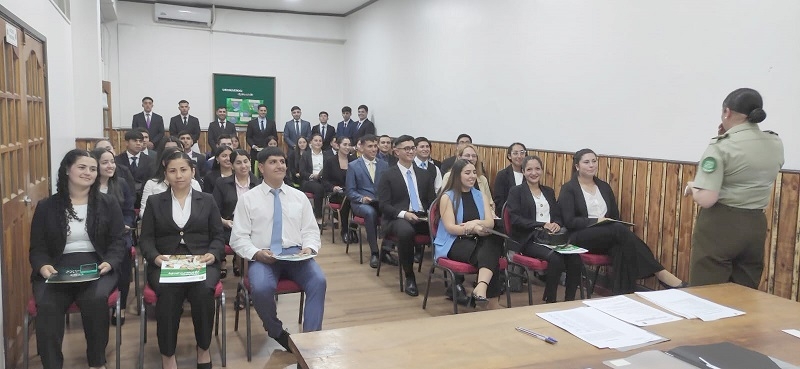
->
xmin=659 ymin=280 xmax=689 ymax=289
xmin=469 ymin=281 xmax=490 ymax=308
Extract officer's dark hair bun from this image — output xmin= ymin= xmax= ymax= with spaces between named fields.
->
xmin=747 ymin=108 xmax=767 ymax=123
xmin=723 ymin=88 xmax=766 ymax=123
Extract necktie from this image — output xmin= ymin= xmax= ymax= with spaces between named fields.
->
xmin=183 ymin=116 xmax=187 ymax=126
xmin=357 ymin=121 xmax=362 ymax=130
xmin=420 ymin=161 xmax=427 ymax=169
xmin=407 ymin=169 xmax=421 ymax=212
xmin=295 ymin=121 xmax=300 ymax=136
xmin=130 ymin=156 xmax=138 ymax=172
xmin=145 ymin=114 xmax=151 ymax=128
xmin=220 ymin=121 xmax=225 ymax=129
xmin=270 ymin=188 xmax=283 ymax=255
xmin=260 ymin=119 xmax=265 ymax=131
xmin=367 ymin=161 xmax=375 ymax=182
xmin=343 ymin=121 xmax=348 ymax=129
xmin=321 ymin=125 xmax=326 ymax=138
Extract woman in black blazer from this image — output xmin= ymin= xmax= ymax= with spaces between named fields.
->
xmin=507 ymin=156 xmax=582 ymax=303
xmin=212 ymin=149 xmax=258 ymax=277
xmin=201 ymin=145 xmax=233 ymax=194
xmin=321 ymin=136 xmax=356 ymax=240
xmin=29 ymin=149 xmax=126 ymax=369
xmin=139 ymin=151 xmax=225 ymax=369
xmin=286 ymin=136 xmax=310 ymax=188
xmin=559 ymin=149 xmax=686 ymax=294
xmin=301 ymin=134 xmax=327 ymax=222
xmin=493 ymin=142 xmax=527 ymax=217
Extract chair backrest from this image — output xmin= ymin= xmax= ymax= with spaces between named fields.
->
xmin=428 ymin=200 xmax=440 ymax=239
xmin=502 ymin=203 xmax=512 ymax=234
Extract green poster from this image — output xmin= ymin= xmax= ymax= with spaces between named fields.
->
xmin=213 ymin=74 xmax=276 ymax=126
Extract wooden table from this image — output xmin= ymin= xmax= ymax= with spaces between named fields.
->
xmin=290 ymin=283 xmax=800 ymax=368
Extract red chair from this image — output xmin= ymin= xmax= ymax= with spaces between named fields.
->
xmin=345 ymin=215 xmax=370 ymax=264
xmin=137 ymin=261 xmax=226 ymax=369
xmin=234 ymin=275 xmax=305 ymax=361
xmin=23 ymin=289 xmax=121 ymax=369
xmin=377 ymin=233 xmax=430 ymax=292
xmin=502 ymin=205 xmax=549 ymax=306
xmin=579 ymin=253 xmax=612 ymax=298
xmin=322 ymin=194 xmax=345 ymax=243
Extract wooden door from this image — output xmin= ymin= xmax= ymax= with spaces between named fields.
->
xmin=0 ymin=16 xmax=50 ymax=368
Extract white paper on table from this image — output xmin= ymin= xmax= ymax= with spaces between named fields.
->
xmin=635 ymin=289 xmax=745 ymax=321
xmin=783 ymin=329 xmax=800 ymax=339
xmin=536 ymin=307 xmax=668 ymax=350
xmin=583 ymin=295 xmax=682 ymax=326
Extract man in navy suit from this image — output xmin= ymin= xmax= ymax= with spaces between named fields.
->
xmin=131 ymin=96 xmax=165 ymax=150
xmin=346 ymin=134 xmax=396 ymax=268
xmin=207 ymin=106 xmax=237 ymax=151
xmin=311 ymin=111 xmax=336 ymax=151
xmin=352 ymin=104 xmax=377 ymax=143
xmin=335 ymin=106 xmax=356 ymax=143
xmin=168 ymin=100 xmax=202 ymax=148
xmin=282 ymin=106 xmax=311 ymax=151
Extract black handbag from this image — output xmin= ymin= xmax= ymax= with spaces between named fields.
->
xmin=532 ymin=227 xmax=569 ymax=247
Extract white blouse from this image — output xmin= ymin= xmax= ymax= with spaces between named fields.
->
xmin=64 ymin=205 xmax=96 ymax=254
xmin=172 ymin=189 xmax=193 ymax=244
xmin=583 ymin=188 xmax=608 ymax=218
xmin=311 ymin=150 xmax=324 ymax=175
xmin=531 ymin=191 xmax=551 ymax=223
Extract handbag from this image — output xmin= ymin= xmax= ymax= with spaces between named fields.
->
xmin=532 ymin=227 xmax=569 ymax=247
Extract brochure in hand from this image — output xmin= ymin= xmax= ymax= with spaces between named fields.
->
xmin=273 ymin=253 xmax=317 ymax=262
xmin=535 ymin=242 xmax=589 ymax=254
xmin=46 ymin=263 xmax=101 ymax=284
xmin=159 ymin=255 xmax=207 ymax=283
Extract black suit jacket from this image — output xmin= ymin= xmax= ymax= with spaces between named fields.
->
xmin=286 ymin=150 xmax=313 ymax=186
xmin=493 ymin=165 xmax=519 ymax=217
xmin=440 ymin=156 xmax=457 ymax=174
xmin=29 ymin=194 xmax=126 ymax=280
xmin=245 ymin=117 xmax=277 ymax=149
xmin=212 ymin=174 xmax=258 ymax=221
xmin=187 ymin=151 xmax=208 ymax=179
xmin=311 ymin=124 xmax=336 ymax=151
xmin=115 ymin=152 xmax=156 ymax=193
xmin=352 ymin=119 xmax=376 ymax=142
xmin=132 ymin=112 xmax=166 ymax=145
xmin=377 ymin=164 xmax=436 ymax=224
xmin=207 ymin=120 xmax=237 ymax=150
xmin=506 ymin=184 xmax=562 ymax=241
xmin=321 ymin=154 xmax=356 ymax=192
xmin=557 ymin=176 xmax=620 ymax=231
xmin=139 ymin=190 xmax=225 ymax=287
xmin=168 ymin=114 xmax=201 ymax=142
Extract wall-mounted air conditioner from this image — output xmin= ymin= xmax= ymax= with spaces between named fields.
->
xmin=154 ymin=3 xmax=212 ymax=27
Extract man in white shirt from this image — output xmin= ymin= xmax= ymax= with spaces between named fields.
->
xmin=230 ymin=147 xmax=327 ymax=353
xmin=413 ymin=137 xmax=442 ymax=193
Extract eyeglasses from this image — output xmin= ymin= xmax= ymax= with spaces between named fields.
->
xmin=461 ymin=154 xmax=478 ymax=159
xmin=510 ymin=150 xmax=527 ymax=156
xmin=397 ymin=146 xmax=416 ymax=153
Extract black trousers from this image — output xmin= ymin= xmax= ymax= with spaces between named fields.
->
xmin=570 ymin=222 xmax=663 ymax=294
xmin=383 ymin=218 xmax=429 ymax=276
xmin=447 ymin=235 xmax=504 ymax=298
xmin=520 ymin=243 xmax=582 ymax=302
xmin=300 ymin=180 xmax=325 ymax=218
xmin=117 ymin=243 xmax=132 ymax=309
xmin=33 ymin=252 xmax=118 ymax=369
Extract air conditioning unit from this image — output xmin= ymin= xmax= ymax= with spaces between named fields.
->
xmin=154 ymin=3 xmax=212 ymax=27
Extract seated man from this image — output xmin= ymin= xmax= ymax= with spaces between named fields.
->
xmin=345 ymin=134 xmax=396 ymax=268
xmin=378 ymin=135 xmax=436 ymax=296
xmin=230 ymin=147 xmax=327 ymax=352
xmin=177 ymin=130 xmax=208 ymax=179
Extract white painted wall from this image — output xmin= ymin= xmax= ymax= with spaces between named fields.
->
xmin=105 ymin=2 xmax=346 ymax=131
xmin=344 ymin=0 xmax=800 ymax=169
xmin=70 ymin=0 xmax=104 ymax=138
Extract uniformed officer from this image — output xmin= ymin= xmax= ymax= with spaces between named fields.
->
xmin=685 ymin=88 xmax=784 ymax=289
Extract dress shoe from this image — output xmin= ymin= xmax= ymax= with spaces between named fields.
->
xmin=275 ymin=329 xmax=293 ymax=353
xmin=197 ymin=362 xmax=212 ymax=369
xmin=369 ymin=254 xmax=380 ymax=268
xmin=381 ymin=252 xmax=398 ymax=266
xmin=341 ymin=231 xmax=350 ymax=244
xmin=413 ymin=247 xmax=423 ymax=264
xmin=110 ymin=311 xmax=125 ymax=326
xmin=444 ymin=283 xmax=470 ymax=305
xmin=404 ymin=278 xmax=419 ymax=297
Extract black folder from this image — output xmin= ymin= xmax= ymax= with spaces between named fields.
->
xmin=667 ymin=342 xmax=781 ymax=369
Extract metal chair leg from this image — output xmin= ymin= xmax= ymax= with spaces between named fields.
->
xmin=244 ymin=288 xmax=252 ymax=362
xmin=422 ymin=264 xmax=436 ymax=309
xmin=298 ymin=292 xmax=305 ymax=324
xmin=221 ymin=291 xmax=226 ymax=367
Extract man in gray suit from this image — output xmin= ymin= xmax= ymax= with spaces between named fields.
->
xmin=283 ymin=105 xmax=311 ymax=151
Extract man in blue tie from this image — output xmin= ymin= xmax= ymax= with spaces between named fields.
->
xmin=377 ymin=135 xmax=436 ymax=296
xmin=230 ymin=147 xmax=327 ymax=352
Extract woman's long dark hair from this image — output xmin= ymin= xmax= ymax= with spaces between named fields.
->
xmin=55 ymin=149 xmax=102 ymax=238
xmin=435 ymin=159 xmax=473 ymax=222
xmin=152 ymin=147 xmax=184 ymax=183
xmin=156 ymin=135 xmax=183 ymax=155
xmin=211 ymin=145 xmax=234 ymax=172
xmin=91 ymin=148 xmax=124 ymax=206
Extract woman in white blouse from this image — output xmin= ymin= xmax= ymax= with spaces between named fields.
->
xmin=140 ymin=147 xmax=202 ymax=215
xmin=300 ymin=133 xmax=326 ymax=226
xmin=558 ymin=149 xmax=686 ymax=294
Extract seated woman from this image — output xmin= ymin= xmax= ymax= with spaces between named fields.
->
xmin=265 ymin=135 xmax=279 ymax=148
xmin=441 ymin=143 xmax=495 ymax=212
xmin=139 ymin=150 xmax=225 ymax=369
xmin=202 ymin=145 xmax=234 ymax=194
xmin=321 ymin=136 xmax=356 ymax=241
xmin=559 ymin=148 xmax=686 ymax=294
xmin=140 ymin=147 xmax=202 ymax=215
xmin=286 ymin=136 xmax=310 ymax=188
xmin=30 ymin=149 xmax=126 ymax=369
xmin=230 ymin=134 xmax=240 ymax=150
xmin=92 ymin=148 xmax=136 ymax=324
xmin=301 ymin=134 xmax=327 ymax=226
xmin=433 ymin=159 xmax=504 ymax=309
xmin=507 ymin=155 xmax=582 ymax=303
xmin=212 ymin=149 xmax=258 ymax=278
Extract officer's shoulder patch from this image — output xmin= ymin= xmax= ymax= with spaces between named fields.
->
xmin=709 ymin=133 xmax=728 ymax=143
xmin=701 ymin=157 xmax=717 ymax=173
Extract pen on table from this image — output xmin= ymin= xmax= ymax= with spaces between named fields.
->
xmin=515 ymin=327 xmax=557 ymax=344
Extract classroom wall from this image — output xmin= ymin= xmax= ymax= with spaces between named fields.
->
xmin=105 ymin=2 xmax=346 ymax=131
xmin=344 ymin=0 xmax=800 ymax=169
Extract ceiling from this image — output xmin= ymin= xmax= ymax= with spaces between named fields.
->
xmin=124 ymin=0 xmax=377 ymax=16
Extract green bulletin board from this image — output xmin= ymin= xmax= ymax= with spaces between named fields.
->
xmin=212 ymin=73 xmax=276 ymax=126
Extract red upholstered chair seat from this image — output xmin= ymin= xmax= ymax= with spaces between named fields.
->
xmin=435 ymin=258 xmax=478 ymax=274
xmin=579 ymin=253 xmax=612 ymax=265
xmin=510 ymin=254 xmax=549 ymax=271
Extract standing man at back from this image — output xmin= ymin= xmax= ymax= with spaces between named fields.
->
xmin=311 ymin=111 xmax=336 ymax=151
xmin=441 ymin=134 xmax=474 ymax=174
xmin=169 ymin=100 xmax=201 ymax=151
xmin=352 ymin=105 xmax=376 ymax=143
xmin=131 ymin=96 xmax=165 ymax=151
xmin=283 ymin=106 xmax=311 ymax=151
xmin=336 ymin=106 xmax=356 ymax=143
xmin=246 ymin=104 xmax=277 ymax=172
xmin=207 ymin=106 xmax=237 ymax=152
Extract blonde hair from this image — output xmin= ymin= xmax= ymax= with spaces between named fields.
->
xmin=457 ymin=143 xmax=484 ymax=177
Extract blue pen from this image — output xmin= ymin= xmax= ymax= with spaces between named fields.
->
xmin=516 ymin=327 xmax=557 ymax=344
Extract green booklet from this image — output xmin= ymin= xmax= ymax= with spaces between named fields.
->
xmin=46 ymin=263 xmax=101 ymax=284
xmin=159 ymin=255 xmax=207 ymax=284
xmin=534 ymin=243 xmax=589 ymax=254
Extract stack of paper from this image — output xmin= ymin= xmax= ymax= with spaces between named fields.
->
xmin=583 ymin=296 xmax=683 ymax=326
xmin=536 ymin=307 xmax=668 ymax=350
xmin=635 ymin=289 xmax=745 ymax=321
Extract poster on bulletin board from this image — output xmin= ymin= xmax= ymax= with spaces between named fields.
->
xmin=212 ymin=73 xmax=276 ymax=126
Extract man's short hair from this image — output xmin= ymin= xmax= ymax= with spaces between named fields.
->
xmin=319 ymin=111 xmax=328 ymax=117
xmin=379 ymin=134 xmax=391 ymax=140
xmin=456 ymin=133 xmax=472 ymax=143
xmin=257 ymin=147 xmax=286 ymax=163
xmin=135 ymin=127 xmax=149 ymax=135
xmin=178 ymin=99 xmax=188 ymax=105
xmin=414 ymin=136 xmax=431 ymax=147
xmin=217 ymin=106 xmax=227 ymax=111
xmin=291 ymin=106 xmax=301 ymax=112
xmin=177 ymin=130 xmax=193 ymax=139
xmin=217 ymin=134 xmax=231 ymax=144
xmin=257 ymin=104 xmax=267 ymax=110
xmin=358 ymin=104 xmax=368 ymax=112
xmin=393 ymin=135 xmax=414 ymax=147
xmin=124 ymin=130 xmax=144 ymax=141
xmin=342 ymin=106 xmax=352 ymax=114
xmin=359 ymin=134 xmax=378 ymax=145
xmin=142 ymin=96 xmax=153 ymax=103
